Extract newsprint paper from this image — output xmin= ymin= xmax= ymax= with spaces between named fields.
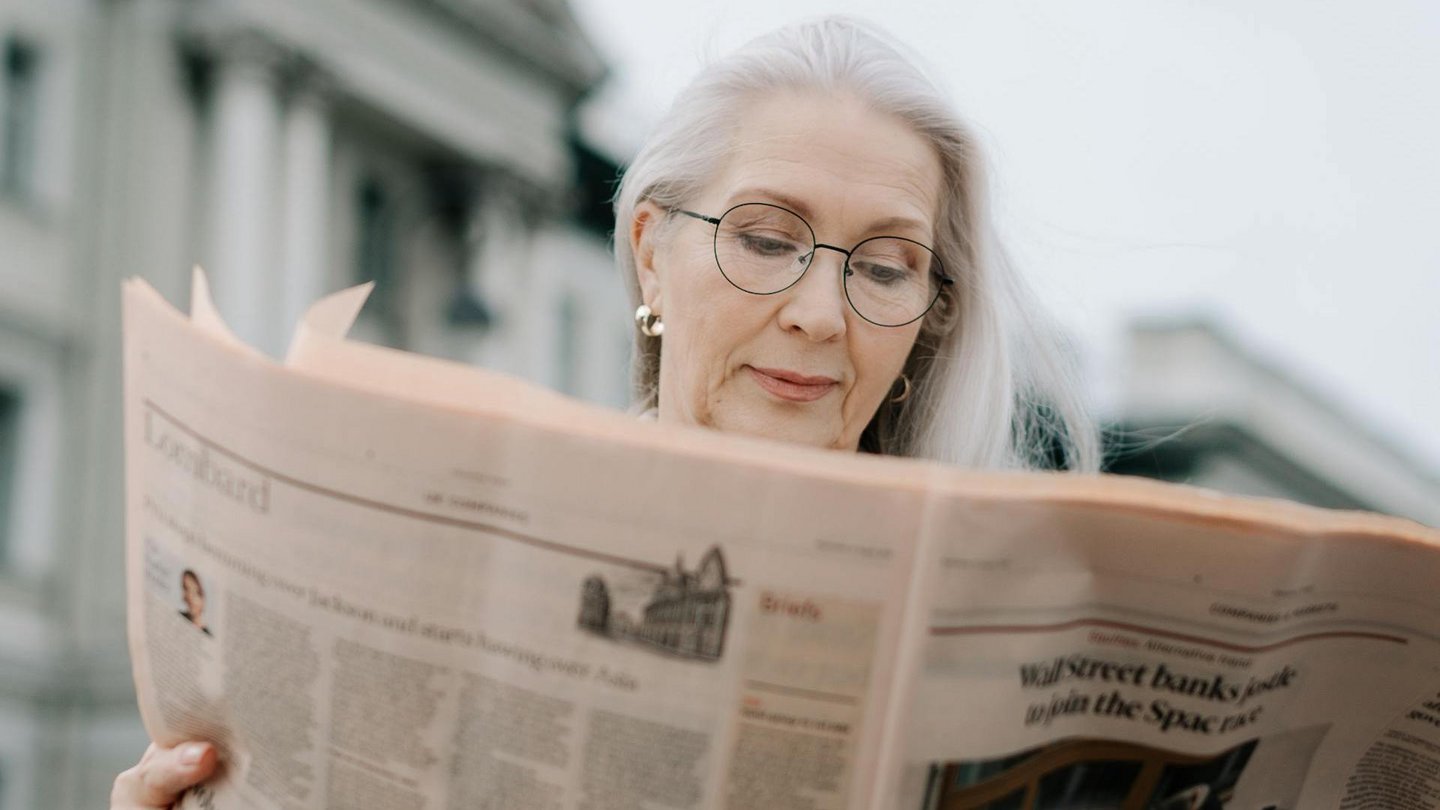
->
xmin=123 ymin=273 xmax=1440 ymax=810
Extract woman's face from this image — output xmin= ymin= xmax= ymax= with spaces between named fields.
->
xmin=182 ymin=574 xmax=205 ymax=620
xmin=633 ymin=91 xmax=942 ymax=450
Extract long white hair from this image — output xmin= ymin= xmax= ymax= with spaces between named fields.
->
xmin=613 ymin=16 xmax=1100 ymax=472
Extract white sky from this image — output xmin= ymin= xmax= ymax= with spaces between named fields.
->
xmin=570 ymin=0 xmax=1440 ymax=474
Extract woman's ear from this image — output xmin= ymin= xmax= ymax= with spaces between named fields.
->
xmin=631 ymin=200 xmax=666 ymax=312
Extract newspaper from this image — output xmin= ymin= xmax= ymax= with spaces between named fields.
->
xmin=123 ymin=272 xmax=1440 ymax=810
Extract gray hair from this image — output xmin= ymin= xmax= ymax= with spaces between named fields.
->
xmin=613 ymin=16 xmax=1100 ymax=472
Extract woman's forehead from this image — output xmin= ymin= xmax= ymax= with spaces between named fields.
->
xmin=711 ymin=92 xmax=943 ymax=236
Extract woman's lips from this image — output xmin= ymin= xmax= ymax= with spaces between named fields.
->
xmin=746 ymin=366 xmax=838 ymax=403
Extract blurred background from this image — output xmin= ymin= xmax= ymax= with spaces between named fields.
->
xmin=0 ymin=0 xmax=1435 ymax=804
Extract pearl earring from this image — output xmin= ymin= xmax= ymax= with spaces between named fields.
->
xmin=635 ymin=304 xmax=664 ymax=337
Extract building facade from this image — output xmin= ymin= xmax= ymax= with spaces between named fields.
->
xmin=0 ymin=0 xmax=624 ymax=805
xmin=1106 ymin=320 xmax=1440 ymax=527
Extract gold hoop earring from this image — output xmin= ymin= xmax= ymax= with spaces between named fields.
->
xmin=635 ymin=304 xmax=665 ymax=337
xmin=889 ymin=374 xmax=912 ymax=404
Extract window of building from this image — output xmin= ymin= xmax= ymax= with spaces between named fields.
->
xmin=0 ymin=387 xmax=19 ymax=564
xmin=354 ymin=176 xmax=400 ymax=342
xmin=356 ymin=178 xmax=396 ymax=289
xmin=1 ymin=36 xmax=40 ymax=199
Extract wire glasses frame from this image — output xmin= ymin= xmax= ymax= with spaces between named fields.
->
xmin=671 ymin=202 xmax=954 ymax=327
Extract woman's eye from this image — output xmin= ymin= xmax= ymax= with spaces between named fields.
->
xmin=738 ymin=233 xmax=800 ymax=256
xmin=855 ymin=261 xmax=912 ymax=285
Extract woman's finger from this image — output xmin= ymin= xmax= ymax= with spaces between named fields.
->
xmin=110 ymin=742 xmax=216 ymax=809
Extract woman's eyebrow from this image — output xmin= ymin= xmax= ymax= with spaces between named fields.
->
xmin=865 ymin=214 xmax=931 ymax=235
xmin=728 ymin=187 xmax=815 ymax=217
xmin=728 ymin=187 xmax=930 ymax=236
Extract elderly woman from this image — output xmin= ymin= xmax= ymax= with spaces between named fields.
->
xmin=111 ymin=15 xmax=1098 ymax=808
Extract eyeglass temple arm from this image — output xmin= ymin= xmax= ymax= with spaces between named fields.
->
xmin=673 ymin=209 xmax=721 ymax=226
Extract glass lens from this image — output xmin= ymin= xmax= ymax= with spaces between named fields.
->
xmin=844 ymin=237 xmax=942 ymax=326
xmin=714 ymin=203 xmax=814 ymax=294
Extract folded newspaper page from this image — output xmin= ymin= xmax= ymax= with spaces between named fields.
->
xmin=123 ymin=273 xmax=1440 ymax=810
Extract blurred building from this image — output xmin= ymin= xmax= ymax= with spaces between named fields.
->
xmin=1106 ymin=320 xmax=1440 ymax=527
xmin=0 ymin=0 xmax=623 ymax=805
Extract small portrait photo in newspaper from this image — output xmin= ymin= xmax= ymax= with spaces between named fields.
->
xmin=178 ymin=567 xmax=214 ymax=637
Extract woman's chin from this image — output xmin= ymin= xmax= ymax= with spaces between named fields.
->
xmin=712 ymin=407 xmax=847 ymax=451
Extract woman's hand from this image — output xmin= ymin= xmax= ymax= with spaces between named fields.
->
xmin=110 ymin=742 xmax=216 ymax=809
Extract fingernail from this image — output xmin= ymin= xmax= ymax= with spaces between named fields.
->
xmin=180 ymin=743 xmax=206 ymax=766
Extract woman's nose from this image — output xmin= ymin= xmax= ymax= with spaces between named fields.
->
xmin=777 ymin=247 xmax=848 ymax=340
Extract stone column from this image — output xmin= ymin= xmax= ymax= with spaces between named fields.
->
xmin=278 ymin=62 xmax=335 ymax=348
xmin=207 ymin=31 xmax=284 ymax=350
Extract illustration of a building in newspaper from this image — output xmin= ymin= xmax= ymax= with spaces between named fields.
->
xmin=578 ymin=576 xmax=611 ymax=634
xmin=579 ymin=546 xmax=731 ymax=661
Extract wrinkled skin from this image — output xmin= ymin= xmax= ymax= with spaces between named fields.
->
xmin=633 ymin=90 xmax=941 ymax=450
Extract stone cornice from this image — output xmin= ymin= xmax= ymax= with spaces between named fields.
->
xmin=400 ymin=0 xmax=607 ymax=100
xmin=180 ymin=14 xmax=345 ymax=102
xmin=188 ymin=24 xmax=291 ymax=83
xmin=283 ymin=53 xmax=341 ymax=106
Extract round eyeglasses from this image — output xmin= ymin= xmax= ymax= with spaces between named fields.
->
xmin=672 ymin=202 xmax=952 ymax=327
